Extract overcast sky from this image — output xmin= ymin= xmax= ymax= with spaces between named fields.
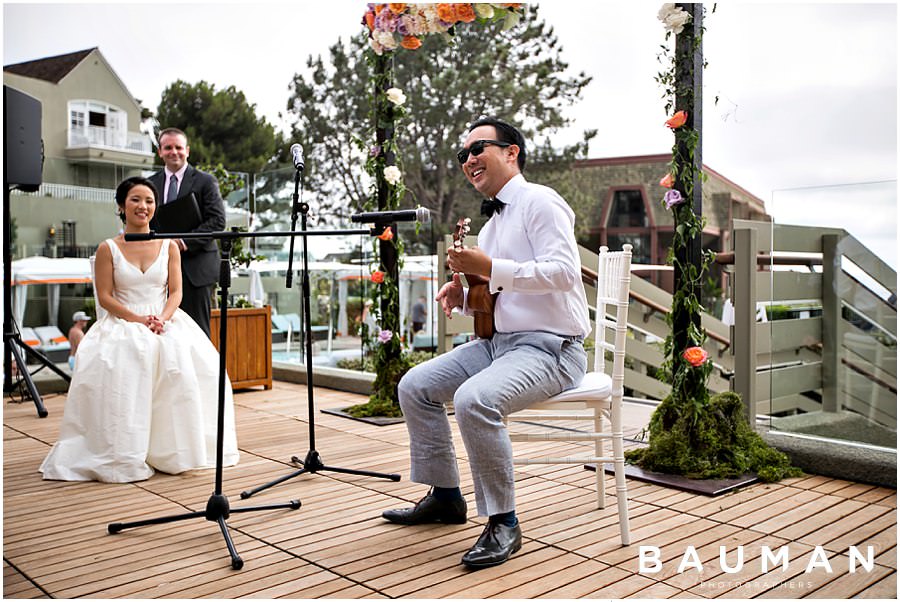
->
xmin=3 ymin=2 xmax=897 ymax=267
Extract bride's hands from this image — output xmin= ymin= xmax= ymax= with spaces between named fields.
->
xmin=142 ymin=314 xmax=165 ymax=334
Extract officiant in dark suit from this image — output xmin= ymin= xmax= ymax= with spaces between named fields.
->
xmin=149 ymin=127 xmax=225 ymax=336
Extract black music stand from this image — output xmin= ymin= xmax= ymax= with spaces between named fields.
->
xmin=107 ymin=232 xmax=300 ymax=570
xmin=239 ymin=169 xmax=400 ymax=499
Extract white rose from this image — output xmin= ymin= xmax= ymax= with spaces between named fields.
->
xmin=665 ymin=11 xmax=691 ymax=34
xmin=475 ymin=4 xmax=495 ymax=19
xmin=385 ymin=87 xmax=407 ymax=107
xmin=373 ymin=30 xmax=398 ymax=50
xmin=657 ymin=3 xmax=676 ymax=21
xmin=383 ymin=165 xmax=402 ymax=186
xmin=658 ymin=3 xmax=691 ymax=35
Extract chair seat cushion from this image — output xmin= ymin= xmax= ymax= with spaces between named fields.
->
xmin=547 ymin=371 xmax=613 ymax=402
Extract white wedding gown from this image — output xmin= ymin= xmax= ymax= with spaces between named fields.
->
xmin=40 ymin=239 xmax=239 ymax=483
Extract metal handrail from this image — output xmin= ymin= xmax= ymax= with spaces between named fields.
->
xmin=715 ymin=252 xmax=822 ymax=266
xmin=580 ymin=265 xmax=730 ymax=348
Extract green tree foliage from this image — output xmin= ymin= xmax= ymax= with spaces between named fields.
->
xmin=156 ymin=80 xmax=281 ymax=174
xmin=285 ymin=5 xmax=595 ymax=237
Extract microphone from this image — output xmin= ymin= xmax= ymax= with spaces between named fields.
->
xmin=290 ymin=143 xmax=305 ymax=171
xmin=350 ymin=207 xmax=431 ymax=224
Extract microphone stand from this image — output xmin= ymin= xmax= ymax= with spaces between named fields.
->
xmin=239 ymin=169 xmax=400 ymax=499
xmin=108 ymin=229 xmax=302 ymax=570
xmin=285 ymin=165 xmax=301 ymax=289
xmin=3 ymin=184 xmax=69 ymax=417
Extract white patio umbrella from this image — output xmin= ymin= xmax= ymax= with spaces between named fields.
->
xmin=11 ymin=256 xmax=92 ymax=327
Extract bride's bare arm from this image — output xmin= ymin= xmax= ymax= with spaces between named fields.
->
xmin=160 ymin=240 xmax=183 ymax=323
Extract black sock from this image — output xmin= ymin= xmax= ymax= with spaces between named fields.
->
xmin=490 ymin=510 xmax=518 ymax=527
xmin=431 ymin=486 xmax=463 ymax=502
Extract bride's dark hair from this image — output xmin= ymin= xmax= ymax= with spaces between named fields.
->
xmin=115 ymin=176 xmax=158 ymax=223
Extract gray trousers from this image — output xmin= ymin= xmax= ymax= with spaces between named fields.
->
xmin=397 ymin=331 xmax=587 ymax=516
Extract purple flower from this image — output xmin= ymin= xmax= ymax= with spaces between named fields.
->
xmin=369 ymin=144 xmax=382 ymax=157
xmin=374 ymin=8 xmax=397 ymax=32
xmin=377 ymin=329 xmax=393 ymax=344
xmin=664 ymin=190 xmax=685 ymax=209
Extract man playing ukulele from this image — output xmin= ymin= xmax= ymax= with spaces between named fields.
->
xmin=382 ymin=117 xmax=591 ymax=569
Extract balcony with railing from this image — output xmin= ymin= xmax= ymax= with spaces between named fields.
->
xmin=67 ymin=126 xmax=153 ymax=154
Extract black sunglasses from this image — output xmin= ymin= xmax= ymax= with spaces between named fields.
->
xmin=456 ymin=139 xmax=512 ymax=164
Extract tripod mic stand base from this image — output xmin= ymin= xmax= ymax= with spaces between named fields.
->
xmin=108 ymin=491 xmax=301 ymax=570
xmin=240 ymin=448 xmax=401 ymax=499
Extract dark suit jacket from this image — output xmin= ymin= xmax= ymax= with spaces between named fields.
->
xmin=149 ymin=165 xmax=226 ymax=288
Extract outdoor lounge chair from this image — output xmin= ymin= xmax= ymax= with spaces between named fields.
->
xmin=19 ymin=327 xmax=42 ymax=351
xmin=271 ymin=314 xmax=298 ymax=342
xmin=506 ymin=245 xmax=633 ymax=546
xmin=270 ymin=319 xmax=288 ymax=344
xmin=33 ymin=325 xmax=71 ymax=363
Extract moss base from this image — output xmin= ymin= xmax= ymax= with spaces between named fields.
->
xmin=345 ymin=397 xmax=403 ymax=418
xmin=626 ymin=391 xmax=802 ymax=483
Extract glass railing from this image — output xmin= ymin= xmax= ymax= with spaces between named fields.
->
xmin=766 ymin=182 xmax=897 ymax=449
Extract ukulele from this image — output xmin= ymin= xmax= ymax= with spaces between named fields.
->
xmin=452 ymin=217 xmax=497 ymax=339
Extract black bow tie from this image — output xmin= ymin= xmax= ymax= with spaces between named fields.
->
xmin=481 ymin=198 xmax=506 ymax=218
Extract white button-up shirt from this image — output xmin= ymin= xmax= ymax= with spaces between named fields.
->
xmin=464 ymin=173 xmax=591 ymax=338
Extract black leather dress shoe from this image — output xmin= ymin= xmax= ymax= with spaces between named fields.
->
xmin=461 ymin=521 xmax=522 ymax=569
xmin=382 ymin=492 xmax=467 ymax=525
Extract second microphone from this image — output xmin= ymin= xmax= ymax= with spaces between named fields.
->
xmin=350 ymin=207 xmax=430 ymax=224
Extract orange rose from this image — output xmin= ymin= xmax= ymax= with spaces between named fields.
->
xmin=401 ymin=35 xmax=423 ymax=50
xmin=371 ymin=270 xmax=386 ymax=284
xmin=377 ymin=227 xmax=395 ymax=241
xmin=388 ymin=3 xmax=407 ymax=14
xmin=682 ymin=346 xmax=709 ymax=367
xmin=456 ymin=4 xmax=476 ymax=23
xmin=665 ymin=110 xmax=688 ymax=129
xmin=659 ymin=173 xmax=674 ymax=188
xmin=436 ymin=3 xmax=457 ymax=23
xmin=364 ymin=11 xmax=375 ymax=31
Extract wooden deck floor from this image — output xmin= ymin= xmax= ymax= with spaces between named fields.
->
xmin=4 ymin=381 xmax=897 ymax=599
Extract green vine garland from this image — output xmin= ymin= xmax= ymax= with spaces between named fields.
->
xmin=345 ymin=4 xmax=525 ymax=418
xmin=345 ymin=50 xmax=412 ymax=418
xmin=627 ymin=4 xmax=800 ymax=482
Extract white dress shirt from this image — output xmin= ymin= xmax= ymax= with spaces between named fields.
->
xmin=463 ymin=173 xmax=591 ymax=338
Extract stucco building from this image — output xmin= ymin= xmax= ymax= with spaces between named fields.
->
xmin=5 ymin=48 xmax=156 ymax=257
xmin=573 ymin=154 xmax=770 ymax=292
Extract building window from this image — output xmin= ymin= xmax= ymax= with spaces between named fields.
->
xmin=609 ymin=190 xmax=648 ymax=228
xmin=605 ymin=188 xmax=652 ymax=264
xmin=608 ymin=233 xmax=651 ymax=265
xmin=88 ymin=111 xmax=106 ymax=127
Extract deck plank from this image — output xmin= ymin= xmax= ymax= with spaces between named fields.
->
xmin=4 ymin=380 xmax=895 ymax=599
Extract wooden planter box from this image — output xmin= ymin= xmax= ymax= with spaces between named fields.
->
xmin=210 ymin=306 xmax=273 ymax=390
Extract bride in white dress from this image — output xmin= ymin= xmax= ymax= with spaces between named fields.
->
xmin=40 ymin=176 xmax=239 ymax=483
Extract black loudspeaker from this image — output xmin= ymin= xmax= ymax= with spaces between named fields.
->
xmin=3 ymin=85 xmax=43 ymax=192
